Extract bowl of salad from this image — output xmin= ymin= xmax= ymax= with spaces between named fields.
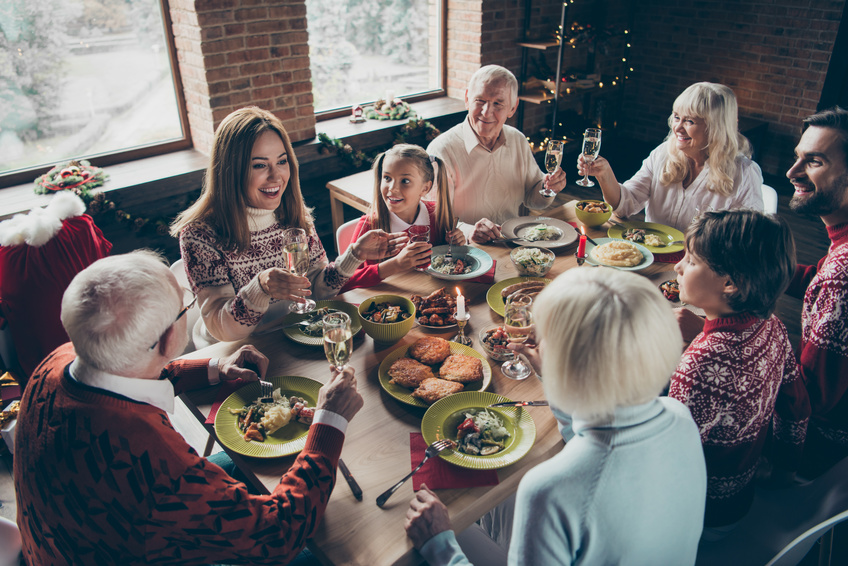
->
xmin=358 ymin=294 xmax=416 ymax=343
xmin=479 ymin=324 xmax=514 ymax=362
xmin=510 ymin=246 xmax=555 ymax=277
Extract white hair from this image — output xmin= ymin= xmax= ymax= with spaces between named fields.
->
xmin=534 ymin=268 xmax=683 ymax=418
xmin=61 ymin=250 xmax=181 ymax=374
xmin=468 ymin=65 xmax=518 ymax=108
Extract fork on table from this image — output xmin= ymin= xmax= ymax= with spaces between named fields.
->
xmin=444 ymin=216 xmax=459 ymax=262
xmin=376 ymin=438 xmax=454 ymax=507
xmin=258 ymin=379 xmax=274 ymax=402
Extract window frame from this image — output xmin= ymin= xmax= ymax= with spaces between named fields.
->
xmin=0 ymin=0 xmax=192 ymax=189
xmin=314 ymin=0 xmax=448 ymax=121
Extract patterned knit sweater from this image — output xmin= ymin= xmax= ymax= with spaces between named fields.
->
xmin=786 ymin=222 xmax=848 ymax=456
xmin=341 ymin=201 xmax=445 ymax=291
xmin=15 ymin=343 xmax=344 ymax=565
xmin=179 ymin=207 xmax=361 ymax=346
xmin=669 ymin=313 xmax=810 ymax=527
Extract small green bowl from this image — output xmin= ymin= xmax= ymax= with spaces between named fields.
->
xmin=358 ymin=294 xmax=416 ymax=343
xmin=575 ymin=200 xmax=612 ymax=227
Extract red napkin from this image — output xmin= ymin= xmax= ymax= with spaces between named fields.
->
xmin=654 ymin=250 xmax=684 ymax=264
xmin=410 ymin=432 xmax=499 ymax=491
xmin=467 ymin=260 xmax=497 ymax=284
xmin=205 ymin=380 xmax=247 ymax=424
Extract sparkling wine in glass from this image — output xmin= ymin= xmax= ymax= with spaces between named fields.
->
xmin=323 ymin=312 xmax=352 ymax=371
xmin=540 ymin=140 xmax=563 ymax=197
xmin=501 ymin=293 xmax=534 ymax=380
xmin=576 ymin=128 xmax=602 ymax=188
xmin=284 ymin=228 xmax=316 ymax=314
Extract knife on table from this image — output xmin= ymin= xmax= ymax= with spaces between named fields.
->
xmin=487 ymin=401 xmax=549 ymax=408
xmin=338 ymin=458 xmax=363 ymax=501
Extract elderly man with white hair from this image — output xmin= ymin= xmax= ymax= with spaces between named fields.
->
xmin=427 ymin=65 xmax=567 ymax=243
xmin=14 ymin=250 xmax=363 ymax=565
xmin=405 ymin=268 xmax=707 ymax=565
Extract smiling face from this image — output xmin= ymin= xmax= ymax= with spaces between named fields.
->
xmin=787 ymin=126 xmax=848 ymax=226
xmin=671 ymin=112 xmax=709 ymax=160
xmin=380 ymin=155 xmax=432 ymax=224
xmin=674 ymin=244 xmax=737 ymax=319
xmin=246 ymin=130 xmax=290 ymax=210
xmin=464 ymin=79 xmax=517 ymax=150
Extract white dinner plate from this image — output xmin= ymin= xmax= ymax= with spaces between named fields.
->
xmin=501 ymin=216 xmax=578 ymax=249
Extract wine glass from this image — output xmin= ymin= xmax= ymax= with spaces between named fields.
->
xmin=501 ymin=293 xmax=534 ymax=380
xmin=408 ymin=225 xmax=431 ymax=272
xmin=323 ymin=312 xmax=352 ymax=372
xmin=540 ymin=139 xmax=563 ymax=197
xmin=576 ymin=128 xmax=602 ymax=187
xmin=283 ymin=228 xmax=316 ymax=314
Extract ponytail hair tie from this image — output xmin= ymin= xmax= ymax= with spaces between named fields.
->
xmin=428 ymin=154 xmax=436 ymax=164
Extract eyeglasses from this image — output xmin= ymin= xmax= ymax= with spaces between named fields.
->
xmin=150 ymin=288 xmax=197 ymax=350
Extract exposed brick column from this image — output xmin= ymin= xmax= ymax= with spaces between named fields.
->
xmin=446 ymin=0 xmax=483 ymax=99
xmin=167 ymin=0 xmax=316 ymax=156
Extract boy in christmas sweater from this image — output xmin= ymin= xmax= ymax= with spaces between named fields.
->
xmin=669 ymin=210 xmax=811 ymax=529
xmin=785 ymin=107 xmax=848 ymax=478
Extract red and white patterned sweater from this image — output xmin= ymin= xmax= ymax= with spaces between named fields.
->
xmin=669 ymin=313 xmax=810 ymax=526
xmin=179 ymin=208 xmax=361 ymax=345
xmin=787 ymin=222 xmax=848 ymax=454
xmin=15 ymin=343 xmax=344 ymax=565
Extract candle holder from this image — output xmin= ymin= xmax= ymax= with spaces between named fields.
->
xmin=575 ymin=253 xmax=586 ymax=266
xmin=451 ymin=313 xmax=472 ymax=345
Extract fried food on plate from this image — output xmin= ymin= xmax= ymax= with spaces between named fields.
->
xmin=388 ymin=358 xmax=435 ymax=388
xmin=439 ymin=354 xmax=484 ymax=383
xmin=411 ymin=378 xmax=464 ymax=404
xmin=408 ymin=336 xmax=451 ymax=365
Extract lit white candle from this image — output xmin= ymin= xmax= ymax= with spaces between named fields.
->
xmin=455 ymin=287 xmax=466 ymax=319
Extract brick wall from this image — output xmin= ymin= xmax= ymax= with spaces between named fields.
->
xmin=168 ymin=0 xmax=316 ymax=155
xmin=620 ymin=0 xmax=845 ymax=178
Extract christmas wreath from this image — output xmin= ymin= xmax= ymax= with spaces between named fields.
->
xmin=33 ymin=160 xmax=108 ymax=198
xmin=365 ymin=98 xmax=418 ymax=121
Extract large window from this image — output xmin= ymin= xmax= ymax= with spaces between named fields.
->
xmin=0 ymin=0 xmax=187 ymax=185
xmin=306 ymin=0 xmax=444 ymax=114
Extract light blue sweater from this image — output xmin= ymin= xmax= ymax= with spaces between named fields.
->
xmin=420 ymin=398 xmax=707 ymax=566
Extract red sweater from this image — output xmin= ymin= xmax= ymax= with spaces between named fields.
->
xmin=341 ymin=201 xmax=445 ymax=291
xmin=15 ymin=343 xmax=343 ymax=565
xmin=786 ymin=223 xmax=848 ymax=456
xmin=669 ymin=313 xmax=810 ymax=527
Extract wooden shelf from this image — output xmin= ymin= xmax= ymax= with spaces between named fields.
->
xmin=519 ymin=90 xmax=556 ymax=104
xmin=516 ymin=40 xmax=559 ymax=50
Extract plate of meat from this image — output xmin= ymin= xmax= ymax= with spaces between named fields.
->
xmin=411 ymin=287 xmax=458 ymax=329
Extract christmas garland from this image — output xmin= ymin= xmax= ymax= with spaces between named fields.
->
xmin=365 ymin=98 xmax=417 ymax=121
xmin=317 ymin=118 xmax=441 ymax=169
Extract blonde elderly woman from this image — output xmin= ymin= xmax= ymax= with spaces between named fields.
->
xmin=171 ymin=107 xmax=406 ymax=348
xmin=578 ymin=82 xmax=763 ymax=231
xmin=405 ymin=268 xmax=707 ymax=565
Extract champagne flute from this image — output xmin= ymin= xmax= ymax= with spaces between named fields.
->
xmin=283 ymin=228 xmax=316 ymax=314
xmin=576 ymin=128 xmax=602 ymax=187
xmin=323 ymin=312 xmax=352 ymax=371
xmin=540 ymin=140 xmax=563 ymax=197
xmin=501 ymin=293 xmax=534 ymax=380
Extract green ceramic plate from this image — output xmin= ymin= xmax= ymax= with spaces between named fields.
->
xmin=281 ymin=300 xmax=362 ymax=347
xmin=214 ymin=375 xmax=322 ymax=458
xmin=585 ymin=237 xmax=655 ymax=271
xmin=378 ymin=341 xmax=492 ymax=408
xmin=486 ymin=277 xmax=552 ymax=317
xmin=421 ymin=391 xmax=537 ymax=470
xmin=608 ymin=220 xmax=685 ymax=254
xmin=427 ymin=246 xmax=494 ymax=281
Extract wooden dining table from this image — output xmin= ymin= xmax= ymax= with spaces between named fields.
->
xmin=178 ymin=201 xmax=676 ymax=566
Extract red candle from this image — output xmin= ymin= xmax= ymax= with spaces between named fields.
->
xmin=577 ymin=228 xmax=587 ymax=258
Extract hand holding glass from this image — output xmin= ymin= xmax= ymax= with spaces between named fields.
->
xmin=540 ymin=140 xmax=563 ymax=197
xmin=323 ymin=312 xmax=352 ymax=371
xmin=284 ymin=228 xmax=316 ymax=313
xmin=576 ymin=128 xmax=602 ymax=187
xmin=501 ymin=293 xmax=534 ymax=380
xmin=408 ymin=225 xmax=431 ymax=271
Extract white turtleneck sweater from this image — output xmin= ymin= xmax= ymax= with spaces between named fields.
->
xmin=179 ymin=207 xmax=362 ymax=348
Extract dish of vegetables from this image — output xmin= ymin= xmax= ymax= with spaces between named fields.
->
xmin=360 ymin=301 xmax=412 ymax=323
xmin=456 ymin=408 xmax=511 ymax=456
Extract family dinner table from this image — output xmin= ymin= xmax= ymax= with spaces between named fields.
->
xmin=178 ymin=201 xmax=676 ymax=566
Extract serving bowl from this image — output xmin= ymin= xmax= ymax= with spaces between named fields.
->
xmin=478 ymin=324 xmax=514 ymax=362
xmin=574 ymin=200 xmax=612 ymax=227
xmin=509 ymin=246 xmax=555 ymax=277
xmin=358 ymin=294 xmax=416 ymax=343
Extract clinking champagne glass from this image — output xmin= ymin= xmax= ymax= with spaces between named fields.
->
xmin=576 ymin=128 xmax=602 ymax=187
xmin=540 ymin=139 xmax=563 ymax=197
xmin=323 ymin=312 xmax=352 ymax=372
xmin=501 ymin=293 xmax=534 ymax=380
xmin=283 ymin=228 xmax=316 ymax=314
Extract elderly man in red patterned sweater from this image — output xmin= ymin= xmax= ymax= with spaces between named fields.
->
xmin=785 ymin=106 xmax=848 ymax=479
xmin=14 ymin=250 xmax=363 ymax=565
